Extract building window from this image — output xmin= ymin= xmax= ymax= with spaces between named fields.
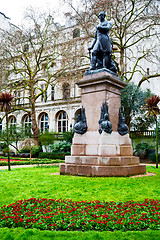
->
xmin=41 ymin=84 xmax=47 ymax=102
xmin=51 ymin=85 xmax=54 ymax=100
xmin=9 ymin=116 xmax=16 ymax=134
xmin=14 ymin=91 xmax=17 ymax=104
xmin=57 ymin=111 xmax=68 ymax=133
xmin=23 ymin=115 xmax=31 ymax=135
xmin=73 ymin=28 xmax=80 ymax=38
xmin=63 ymin=83 xmax=70 ymax=100
xmin=40 ymin=113 xmax=49 ymax=133
xmin=0 ymin=118 xmax=2 ymax=132
xmin=22 ymin=90 xmax=25 ymax=105
xmin=146 ymin=7 xmax=149 ymax=14
xmin=14 ymin=91 xmax=21 ymax=105
xmin=18 ymin=92 xmax=20 ymax=105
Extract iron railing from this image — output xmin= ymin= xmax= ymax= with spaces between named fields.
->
xmin=130 ymin=130 xmax=159 ymax=138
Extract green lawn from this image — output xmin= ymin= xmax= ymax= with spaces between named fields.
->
xmin=0 ymin=165 xmax=160 ymax=239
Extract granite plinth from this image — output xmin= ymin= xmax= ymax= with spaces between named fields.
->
xmin=60 ymin=163 xmax=146 ymax=177
xmin=65 ymin=155 xmax=140 ymax=166
xmin=60 ymin=131 xmax=146 ymax=177
xmin=59 ymin=71 xmax=146 ymax=177
xmin=71 ymin=131 xmax=133 ymax=157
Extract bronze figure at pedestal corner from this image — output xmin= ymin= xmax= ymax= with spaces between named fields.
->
xmin=99 ymin=101 xmax=112 ymax=134
xmin=117 ymin=109 xmax=129 ymax=136
xmin=87 ymin=11 xmax=117 ymax=76
xmin=73 ymin=107 xmax=87 ymax=134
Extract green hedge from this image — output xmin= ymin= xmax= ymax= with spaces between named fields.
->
xmin=38 ymin=152 xmax=70 ymax=160
xmin=148 ymin=153 xmax=160 ymax=163
xmin=0 ymin=158 xmax=64 ymax=166
xmin=19 ymin=145 xmax=42 ymax=158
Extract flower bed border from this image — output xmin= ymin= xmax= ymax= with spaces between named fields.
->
xmin=0 ymin=198 xmax=160 ymax=231
xmin=0 ymin=158 xmax=64 ymax=166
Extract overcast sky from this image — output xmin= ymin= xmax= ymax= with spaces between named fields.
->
xmin=1 ymin=0 xmax=65 ymax=26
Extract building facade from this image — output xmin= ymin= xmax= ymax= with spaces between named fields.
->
xmin=0 ymin=14 xmax=88 ymax=135
xmin=0 ymin=2 xmax=160 ymax=140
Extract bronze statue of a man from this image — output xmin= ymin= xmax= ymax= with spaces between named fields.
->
xmin=88 ymin=11 xmax=117 ymax=73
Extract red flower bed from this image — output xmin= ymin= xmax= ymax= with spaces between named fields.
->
xmin=0 ymin=158 xmax=23 ymax=162
xmin=0 ymin=198 xmax=160 ymax=231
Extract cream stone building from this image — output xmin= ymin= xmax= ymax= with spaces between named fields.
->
xmin=0 ymin=12 xmax=88 ymax=135
xmin=0 ymin=2 xmax=160 ymax=139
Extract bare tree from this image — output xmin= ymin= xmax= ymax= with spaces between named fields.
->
xmin=0 ymin=9 xmax=74 ymax=145
xmin=19 ymin=138 xmax=37 ymax=161
xmin=63 ymin=0 xmax=160 ymax=84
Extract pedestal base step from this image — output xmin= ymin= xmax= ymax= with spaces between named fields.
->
xmin=65 ymin=155 xmax=140 ymax=166
xmin=59 ymin=163 xmax=146 ymax=177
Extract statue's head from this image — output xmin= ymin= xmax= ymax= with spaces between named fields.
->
xmin=98 ymin=11 xmax=106 ymax=20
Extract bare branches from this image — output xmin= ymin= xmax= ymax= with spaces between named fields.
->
xmin=138 ymin=73 xmax=160 ymax=87
xmin=63 ymin=0 xmax=160 ymax=85
xmin=0 ymin=8 xmax=78 ymax=145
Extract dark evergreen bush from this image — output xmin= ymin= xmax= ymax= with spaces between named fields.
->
xmin=49 ymin=141 xmax=71 ymax=153
xmin=148 ymin=153 xmax=160 ymax=163
xmin=0 ymin=142 xmax=7 ymax=151
xmin=39 ymin=152 xmax=70 ymax=160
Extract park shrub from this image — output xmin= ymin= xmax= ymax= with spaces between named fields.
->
xmin=0 ymin=158 xmax=64 ymax=166
xmin=134 ymin=142 xmax=153 ymax=159
xmin=0 ymin=198 xmax=159 ymax=231
xmin=19 ymin=145 xmax=41 ymax=158
xmin=19 ymin=147 xmax=30 ymax=153
xmin=0 ymin=142 xmax=7 ymax=151
xmin=148 ymin=153 xmax=160 ymax=163
xmin=39 ymin=152 xmax=70 ymax=160
xmin=0 ymin=160 xmax=27 ymax=166
xmin=49 ymin=141 xmax=71 ymax=153
xmin=2 ymin=148 xmax=15 ymax=157
xmin=18 ymin=153 xmax=30 ymax=158
xmin=31 ymin=145 xmax=42 ymax=158
xmin=62 ymin=129 xmax=74 ymax=143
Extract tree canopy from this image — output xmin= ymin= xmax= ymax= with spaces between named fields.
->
xmin=63 ymin=0 xmax=160 ymax=85
xmin=0 ymin=9 xmax=74 ymax=145
xmin=121 ymin=82 xmax=154 ymax=131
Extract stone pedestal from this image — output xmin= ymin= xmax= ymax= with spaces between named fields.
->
xmin=60 ymin=70 xmax=146 ymax=177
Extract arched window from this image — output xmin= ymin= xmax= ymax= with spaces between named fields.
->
xmin=40 ymin=113 xmax=49 ymax=133
xmin=41 ymin=84 xmax=47 ymax=102
xmin=51 ymin=85 xmax=54 ymax=100
xmin=57 ymin=111 xmax=68 ymax=133
xmin=63 ymin=83 xmax=70 ymax=100
xmin=9 ymin=116 xmax=16 ymax=134
xmin=23 ymin=115 xmax=31 ymax=135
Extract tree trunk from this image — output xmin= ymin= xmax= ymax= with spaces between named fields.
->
xmin=31 ymin=106 xmax=41 ymax=146
xmin=120 ymin=48 xmax=125 ymax=76
xmin=155 ymin=117 xmax=159 ymax=168
xmin=29 ymin=82 xmax=41 ymax=146
xmin=6 ymin=111 xmax=11 ymax=171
